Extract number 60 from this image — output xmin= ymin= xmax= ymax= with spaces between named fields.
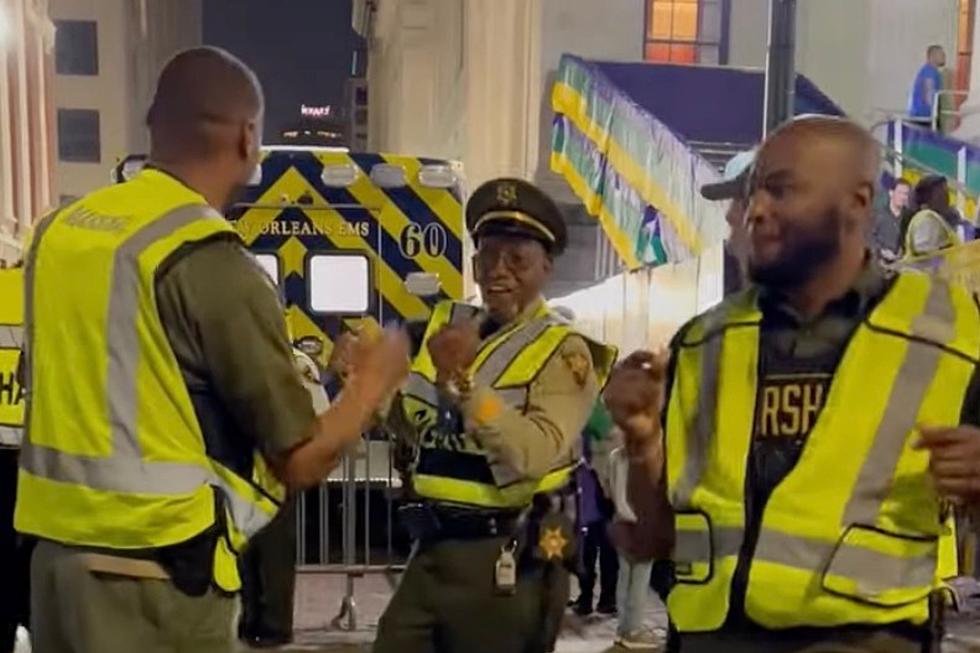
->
xmin=399 ymin=223 xmax=447 ymax=258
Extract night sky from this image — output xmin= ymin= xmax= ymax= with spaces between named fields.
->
xmin=202 ymin=0 xmax=363 ymax=139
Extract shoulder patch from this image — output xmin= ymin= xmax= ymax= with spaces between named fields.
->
xmin=563 ymin=350 xmax=592 ymax=388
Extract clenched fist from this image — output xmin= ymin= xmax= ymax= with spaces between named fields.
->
xmin=603 ymin=349 xmax=670 ymax=451
xmin=915 ymin=424 xmax=980 ymax=504
xmin=427 ymin=320 xmax=480 ymax=386
xmin=346 ymin=327 xmax=411 ymax=408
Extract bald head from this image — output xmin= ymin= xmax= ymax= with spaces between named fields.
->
xmin=763 ymin=116 xmax=880 ymax=184
xmin=148 ymin=47 xmax=263 ymax=162
xmin=746 ymin=117 xmax=882 ymax=291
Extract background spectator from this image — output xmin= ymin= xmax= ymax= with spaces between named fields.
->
xmin=871 ymin=178 xmax=910 ymax=260
xmin=609 ymin=437 xmax=658 ymax=650
xmin=900 ymin=175 xmax=971 ymax=257
xmin=908 ymin=45 xmax=946 ymax=128
xmin=570 ymin=401 xmax=619 ymax=617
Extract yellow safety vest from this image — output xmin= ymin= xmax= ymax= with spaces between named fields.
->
xmin=403 ymin=300 xmax=616 ymax=509
xmin=0 ymin=267 xmax=24 ymax=447
xmin=666 ymin=271 xmax=978 ymax=632
xmin=903 ymin=209 xmax=961 ymax=259
xmin=15 ymin=169 xmax=285 ymax=592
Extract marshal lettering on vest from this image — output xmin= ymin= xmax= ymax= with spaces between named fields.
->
xmin=756 ymin=373 xmax=830 ymax=440
xmin=0 ymin=349 xmax=24 ymax=425
xmin=62 ymin=207 xmax=129 ymax=233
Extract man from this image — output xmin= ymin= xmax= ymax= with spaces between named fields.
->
xmin=605 ymin=116 xmax=980 ymax=652
xmin=909 ymin=45 xmax=946 ymax=127
xmin=238 ymin=346 xmax=331 ymax=649
xmin=16 ymin=47 xmax=409 ymax=653
xmin=0 ymin=264 xmax=29 ymax=653
xmin=872 ymin=178 xmax=910 ymax=260
xmin=373 ymin=178 xmax=617 ymax=653
xmin=701 ymin=149 xmax=754 ymax=296
xmin=902 ymin=174 xmax=969 ymax=258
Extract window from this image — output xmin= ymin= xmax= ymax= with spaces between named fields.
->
xmin=644 ymin=0 xmax=729 ymax=65
xmin=57 ymin=109 xmax=101 ymax=163
xmin=254 ymin=254 xmax=280 ymax=286
xmin=54 ymin=20 xmax=98 ymax=76
xmin=308 ymin=254 xmax=371 ymax=314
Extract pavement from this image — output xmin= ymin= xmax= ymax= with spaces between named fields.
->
xmin=237 ymin=573 xmax=668 ymax=653
xmin=15 ymin=573 xmax=980 ymax=652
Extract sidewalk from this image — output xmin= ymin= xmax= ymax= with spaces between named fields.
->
xmin=241 ymin=574 xmax=669 ymax=653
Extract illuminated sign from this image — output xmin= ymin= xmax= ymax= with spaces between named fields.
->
xmin=301 ymin=104 xmax=333 ymax=119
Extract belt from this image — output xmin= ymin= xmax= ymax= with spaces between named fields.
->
xmin=435 ymin=507 xmax=521 ymax=540
xmin=398 ymin=502 xmax=522 ymax=541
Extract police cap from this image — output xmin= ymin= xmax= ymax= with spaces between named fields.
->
xmin=465 ymin=178 xmax=567 ymax=256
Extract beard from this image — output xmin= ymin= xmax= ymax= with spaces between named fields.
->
xmin=748 ymin=207 xmax=843 ymax=290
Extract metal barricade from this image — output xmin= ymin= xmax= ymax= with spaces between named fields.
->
xmin=295 ymin=429 xmax=409 ymax=630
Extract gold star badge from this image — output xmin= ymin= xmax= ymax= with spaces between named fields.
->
xmin=496 ymin=182 xmax=518 ymax=207
xmin=538 ymin=526 xmax=568 ymax=561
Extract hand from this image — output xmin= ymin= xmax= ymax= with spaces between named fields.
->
xmin=328 ymin=332 xmax=357 ymax=379
xmin=347 ymin=327 xmax=411 ymax=407
xmin=603 ymin=348 xmax=670 ymax=450
xmin=913 ymin=424 xmax=980 ymax=502
xmin=426 ymin=320 xmax=480 ymax=385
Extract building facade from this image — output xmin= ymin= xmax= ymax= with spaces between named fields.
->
xmin=50 ymin=0 xmax=202 ymax=203
xmin=0 ymin=0 xmax=55 ymax=265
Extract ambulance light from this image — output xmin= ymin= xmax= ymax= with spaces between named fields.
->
xmin=405 ymin=272 xmax=441 ymax=297
xmin=370 ymin=164 xmax=407 ymax=188
xmin=418 ymin=164 xmax=457 ymax=189
xmin=321 ymin=163 xmax=359 ymax=188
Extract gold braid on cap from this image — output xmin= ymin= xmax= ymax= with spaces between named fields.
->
xmin=472 ymin=211 xmax=557 ymax=243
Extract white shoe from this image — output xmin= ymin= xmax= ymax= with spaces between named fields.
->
xmin=616 ymin=629 xmax=659 ymax=650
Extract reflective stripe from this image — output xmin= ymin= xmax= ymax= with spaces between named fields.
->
xmin=677 ymin=524 xmax=934 ymax=592
xmin=842 ymin=280 xmax=953 ymax=526
xmin=672 ymin=312 xmax=724 ymax=507
xmin=21 ymin=204 xmax=221 ymax=495
xmin=474 ymin=316 xmax=554 ymax=385
xmin=0 ymin=425 xmax=22 ymax=447
xmin=404 ymin=372 xmax=440 ymax=407
xmin=675 ymin=525 xmax=743 ymax=563
xmin=221 ymin=481 xmax=275 ymax=540
xmin=0 ymin=325 xmax=22 ymax=348
xmin=754 ymin=529 xmax=935 ymax=592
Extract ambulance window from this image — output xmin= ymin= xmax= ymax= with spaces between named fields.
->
xmin=254 ymin=254 xmax=280 ymax=286
xmin=308 ymin=254 xmax=370 ymax=314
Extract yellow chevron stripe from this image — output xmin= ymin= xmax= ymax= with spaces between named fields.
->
xmin=341 ymin=170 xmax=464 ymax=300
xmin=379 ymin=154 xmax=465 ymax=241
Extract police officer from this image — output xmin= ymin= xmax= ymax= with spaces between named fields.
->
xmin=0 ymin=264 xmax=29 ymax=653
xmin=373 ymin=178 xmax=617 ymax=653
xmin=605 ymin=116 xmax=980 ymax=653
xmin=238 ymin=347 xmax=330 ymax=648
xmin=17 ymin=47 xmax=409 ymax=653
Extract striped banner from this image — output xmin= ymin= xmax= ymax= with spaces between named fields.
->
xmin=550 ymin=55 xmax=727 ymax=270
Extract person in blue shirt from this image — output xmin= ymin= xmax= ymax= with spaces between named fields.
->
xmin=908 ymin=45 xmax=946 ymax=126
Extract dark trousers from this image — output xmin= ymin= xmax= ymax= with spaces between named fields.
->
xmin=374 ymin=536 xmax=564 ymax=653
xmin=577 ymin=520 xmax=618 ymax=607
xmin=238 ymin=496 xmax=297 ymax=640
xmin=0 ymin=448 xmax=31 ymax=653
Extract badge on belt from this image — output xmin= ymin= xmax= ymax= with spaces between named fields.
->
xmin=534 ymin=513 xmax=575 ymax=565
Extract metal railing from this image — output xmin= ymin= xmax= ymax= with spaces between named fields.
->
xmin=294 ymin=431 xmax=408 ymax=630
xmin=872 ymin=117 xmax=980 ymax=221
